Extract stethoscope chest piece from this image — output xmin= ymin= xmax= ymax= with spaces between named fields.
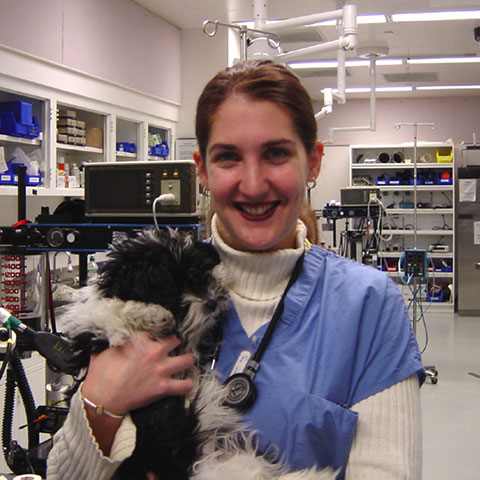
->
xmin=223 ymin=372 xmax=257 ymax=412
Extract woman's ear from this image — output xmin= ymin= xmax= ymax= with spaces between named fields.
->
xmin=193 ymin=150 xmax=208 ymax=191
xmin=308 ymin=141 xmax=323 ymax=180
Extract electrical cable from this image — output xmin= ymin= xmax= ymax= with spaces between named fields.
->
xmin=441 ymin=191 xmax=453 ymax=208
xmin=397 ymin=251 xmax=434 ymax=354
xmin=2 ymin=368 xmax=15 ymax=465
xmin=0 ymin=329 xmax=12 ymax=382
xmin=45 ymin=253 xmax=57 ymax=333
xmin=9 ymin=350 xmax=39 ymax=451
xmin=152 ymin=194 xmax=176 ymax=231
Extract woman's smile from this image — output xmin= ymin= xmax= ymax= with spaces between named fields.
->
xmin=234 ymin=201 xmax=281 ymax=218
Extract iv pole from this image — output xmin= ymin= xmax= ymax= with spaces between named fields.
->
xmin=394 ymin=122 xmax=438 ymax=384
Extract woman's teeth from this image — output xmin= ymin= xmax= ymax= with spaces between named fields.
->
xmin=238 ymin=203 xmax=278 ymax=215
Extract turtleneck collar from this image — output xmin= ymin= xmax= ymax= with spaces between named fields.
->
xmin=211 ymin=214 xmax=306 ymax=301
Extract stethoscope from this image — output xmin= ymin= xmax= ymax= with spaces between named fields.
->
xmin=216 ymin=252 xmax=306 ymax=412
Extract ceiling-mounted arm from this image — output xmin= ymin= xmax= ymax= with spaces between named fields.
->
xmin=325 ymin=47 xmax=388 ymax=143
xmin=268 ymin=4 xmax=357 ymax=62
xmin=202 ymin=20 xmax=280 ymax=61
xmin=203 ymin=3 xmax=358 ymax=121
xmin=268 ymin=4 xmax=357 ymax=118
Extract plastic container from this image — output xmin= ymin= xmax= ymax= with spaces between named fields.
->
xmin=116 ymin=142 xmax=137 ymax=153
xmin=0 ymin=110 xmax=40 ymax=138
xmin=87 ymin=255 xmax=98 ymax=280
xmin=0 ymin=101 xmax=33 ymax=125
xmin=436 ymin=148 xmax=453 ymax=163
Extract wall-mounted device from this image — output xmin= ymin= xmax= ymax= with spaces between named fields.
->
xmin=84 ymin=161 xmax=199 ymax=217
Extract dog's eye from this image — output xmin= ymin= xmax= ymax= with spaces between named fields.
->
xmin=205 ymin=299 xmax=217 ymax=311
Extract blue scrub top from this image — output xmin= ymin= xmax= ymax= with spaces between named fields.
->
xmin=215 ymin=246 xmax=425 ymax=478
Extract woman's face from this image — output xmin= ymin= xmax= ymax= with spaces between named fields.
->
xmin=194 ymin=94 xmax=322 ymax=252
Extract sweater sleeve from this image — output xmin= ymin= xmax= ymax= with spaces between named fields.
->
xmin=47 ymin=391 xmax=136 ymax=480
xmin=346 ymin=375 xmax=422 ymax=480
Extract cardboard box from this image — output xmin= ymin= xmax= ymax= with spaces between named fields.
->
xmin=58 ymin=109 xmax=76 ymax=119
xmin=86 ymin=128 xmax=103 ymax=148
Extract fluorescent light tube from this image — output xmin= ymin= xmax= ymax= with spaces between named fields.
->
xmin=392 ymin=10 xmax=480 ymax=22
xmin=289 ymin=58 xmax=403 ymax=69
xmin=335 ymin=86 xmax=413 ymax=93
xmin=416 ymin=85 xmax=480 ymax=90
xmin=407 ymin=57 xmax=480 ymax=64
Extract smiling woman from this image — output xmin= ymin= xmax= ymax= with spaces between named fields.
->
xmin=192 ymin=59 xmax=425 ymax=478
xmin=47 ymin=60 xmax=425 ymax=480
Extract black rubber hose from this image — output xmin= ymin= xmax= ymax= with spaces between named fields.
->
xmin=9 ymin=351 xmax=39 ymax=450
xmin=2 ymin=368 xmax=16 ymax=465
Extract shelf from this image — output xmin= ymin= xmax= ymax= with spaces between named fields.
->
xmin=56 ymin=143 xmax=103 ymax=154
xmin=352 ymin=163 xmax=453 ymax=170
xmin=343 ymin=143 xmax=457 ymax=309
xmin=116 ymin=151 xmax=137 ymax=159
xmin=385 ymin=271 xmax=454 ymax=278
xmin=378 ymin=252 xmax=453 ymax=258
xmin=382 ymin=229 xmax=453 ymax=235
xmin=378 ymin=185 xmax=453 ymax=192
xmin=386 ymin=208 xmax=453 ymax=215
xmin=0 ymin=133 xmax=42 ymax=146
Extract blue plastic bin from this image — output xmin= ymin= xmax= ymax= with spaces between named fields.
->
xmin=0 ymin=101 xmax=33 ymax=125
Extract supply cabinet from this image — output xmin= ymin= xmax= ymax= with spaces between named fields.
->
xmin=0 ymin=59 xmax=175 ymax=199
xmin=350 ymin=143 xmax=455 ymax=309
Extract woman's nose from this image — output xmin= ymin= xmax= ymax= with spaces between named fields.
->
xmin=238 ymin=160 xmax=268 ymax=197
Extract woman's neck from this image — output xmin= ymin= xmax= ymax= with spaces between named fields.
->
xmin=211 ymin=214 xmax=306 ymax=301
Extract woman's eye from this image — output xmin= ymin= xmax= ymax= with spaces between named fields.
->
xmin=213 ymin=151 xmax=239 ymax=165
xmin=264 ymin=147 xmax=290 ymax=162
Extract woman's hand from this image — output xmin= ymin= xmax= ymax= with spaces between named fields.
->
xmin=80 ymin=333 xmax=195 ymax=455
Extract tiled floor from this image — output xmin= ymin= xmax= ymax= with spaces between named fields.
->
xmin=419 ymin=312 xmax=480 ymax=479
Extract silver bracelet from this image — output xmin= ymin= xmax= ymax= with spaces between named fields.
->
xmin=80 ymin=391 xmax=125 ymax=419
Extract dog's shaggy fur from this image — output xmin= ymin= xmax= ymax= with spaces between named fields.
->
xmin=59 ymin=228 xmax=336 ymax=480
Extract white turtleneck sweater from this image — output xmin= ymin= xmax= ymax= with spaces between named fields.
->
xmin=47 ymin=218 xmax=422 ymax=480
xmin=211 ymin=216 xmax=422 ymax=479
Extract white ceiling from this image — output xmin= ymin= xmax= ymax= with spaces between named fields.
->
xmin=133 ymin=0 xmax=480 ymax=100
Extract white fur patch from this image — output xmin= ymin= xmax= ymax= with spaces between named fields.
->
xmin=58 ymin=285 xmax=175 ymax=346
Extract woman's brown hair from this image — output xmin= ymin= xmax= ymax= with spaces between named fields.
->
xmin=195 ymin=59 xmax=318 ymax=158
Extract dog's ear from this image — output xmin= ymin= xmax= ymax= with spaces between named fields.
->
xmin=178 ymin=241 xmax=220 ymax=296
xmin=97 ymin=229 xmax=183 ymax=313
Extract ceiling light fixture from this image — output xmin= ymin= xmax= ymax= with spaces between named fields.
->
xmin=416 ymin=85 xmax=480 ymax=90
xmin=289 ymin=58 xmax=403 ymax=69
xmin=333 ymin=86 xmax=413 ymax=93
xmin=407 ymin=56 xmax=480 ymax=64
xmin=391 ymin=10 xmax=480 ymax=22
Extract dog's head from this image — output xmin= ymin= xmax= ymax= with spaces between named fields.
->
xmin=61 ymin=228 xmax=229 ymax=365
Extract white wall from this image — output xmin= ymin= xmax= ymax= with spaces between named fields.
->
xmin=177 ymin=28 xmax=229 ymax=138
xmin=0 ymin=0 xmax=181 ymax=103
xmin=314 ymin=97 xmax=480 ymax=145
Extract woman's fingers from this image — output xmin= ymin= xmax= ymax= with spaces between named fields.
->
xmin=83 ymin=333 xmax=195 ymax=414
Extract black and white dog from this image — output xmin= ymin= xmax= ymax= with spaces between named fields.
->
xmin=59 ymin=228 xmax=335 ymax=480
